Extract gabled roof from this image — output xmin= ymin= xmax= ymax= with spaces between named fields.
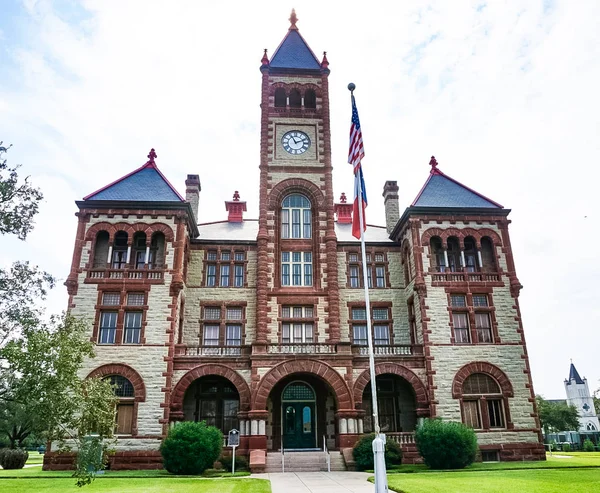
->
xmin=83 ymin=149 xmax=184 ymax=202
xmin=269 ymin=11 xmax=321 ymax=71
xmin=411 ymin=156 xmax=503 ymax=209
xmin=568 ymin=363 xmax=585 ymax=385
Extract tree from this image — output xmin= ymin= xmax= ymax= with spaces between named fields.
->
xmin=536 ymin=395 xmax=580 ymax=435
xmin=0 ymin=400 xmax=44 ymax=448
xmin=0 ymin=143 xmax=43 ymax=240
xmin=594 ymin=387 xmax=600 ymax=415
xmin=2 ymin=315 xmax=117 ymax=484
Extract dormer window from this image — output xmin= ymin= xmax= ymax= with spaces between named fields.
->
xmin=281 ymin=194 xmax=311 ymax=239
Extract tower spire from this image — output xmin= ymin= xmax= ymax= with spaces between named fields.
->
xmin=289 ymin=8 xmax=299 ymax=30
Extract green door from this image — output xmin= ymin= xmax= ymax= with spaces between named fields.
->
xmin=282 ymin=402 xmax=315 ymax=449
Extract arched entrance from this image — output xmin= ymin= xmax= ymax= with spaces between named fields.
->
xmin=362 ymin=375 xmax=417 ymax=433
xmin=281 ymin=381 xmax=317 ymax=449
xmin=182 ymin=376 xmax=240 ymax=434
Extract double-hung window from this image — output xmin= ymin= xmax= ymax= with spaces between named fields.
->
xmin=347 ymin=252 xmax=387 ymax=288
xmin=99 ymin=312 xmax=117 ymax=344
xmin=205 ymin=250 xmax=245 ymax=287
xmin=450 ymin=295 xmax=470 ymax=343
xmin=462 ymin=373 xmax=505 ymax=429
xmin=281 ymin=195 xmax=311 ymax=239
xmin=282 ymin=306 xmax=314 ymax=343
xmin=281 ymin=252 xmax=312 ymax=286
xmin=473 ymin=295 xmax=493 ymax=343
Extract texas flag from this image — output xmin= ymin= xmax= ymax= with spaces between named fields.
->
xmin=348 ymin=94 xmax=367 ymax=239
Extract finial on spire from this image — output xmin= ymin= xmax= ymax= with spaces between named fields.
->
xmin=429 ymin=155 xmax=438 ymax=169
xmin=289 ymin=8 xmax=298 ymax=30
xmin=146 ymin=148 xmax=157 ymax=166
xmin=261 ymin=48 xmax=269 ymax=66
xmin=233 ymin=191 xmax=240 ymax=202
xmin=340 ymin=192 xmax=347 ymax=204
xmin=321 ymin=51 xmax=329 ymax=69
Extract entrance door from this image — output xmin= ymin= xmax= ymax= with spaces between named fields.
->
xmin=283 ymin=402 xmax=316 ymax=449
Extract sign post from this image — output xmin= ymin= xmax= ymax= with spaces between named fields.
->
xmin=228 ymin=429 xmax=240 ymax=475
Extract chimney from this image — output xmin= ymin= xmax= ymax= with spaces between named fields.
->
xmin=334 ymin=192 xmax=352 ymax=224
xmin=185 ymin=174 xmax=201 ymax=223
xmin=225 ymin=191 xmax=247 ymax=223
xmin=382 ymin=181 xmax=400 ymax=234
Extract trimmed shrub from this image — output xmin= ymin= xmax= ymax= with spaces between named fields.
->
xmin=561 ymin=443 xmax=571 ymax=453
xmin=160 ymin=421 xmax=223 ymax=475
xmin=415 ymin=419 xmax=477 ymax=469
xmin=583 ymin=439 xmax=595 ymax=452
xmin=219 ymin=454 xmax=249 ymax=472
xmin=0 ymin=448 xmax=29 ymax=469
xmin=352 ymin=433 xmax=403 ymax=471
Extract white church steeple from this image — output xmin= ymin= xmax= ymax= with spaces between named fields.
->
xmin=565 ymin=362 xmax=599 ymax=432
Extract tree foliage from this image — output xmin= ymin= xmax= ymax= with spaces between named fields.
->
xmin=352 ymin=433 xmax=403 ymax=470
xmin=0 ymin=143 xmax=43 ymax=240
xmin=536 ymin=395 xmax=580 ymax=435
xmin=594 ymin=387 xmax=600 ymax=415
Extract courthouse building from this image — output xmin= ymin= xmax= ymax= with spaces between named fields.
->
xmin=52 ymin=13 xmax=544 ymax=470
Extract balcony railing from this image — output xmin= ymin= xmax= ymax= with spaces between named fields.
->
xmin=386 ymin=432 xmax=416 ymax=445
xmin=431 ymin=271 xmax=500 ymax=283
xmin=178 ymin=345 xmax=251 ymax=357
xmin=351 ymin=344 xmax=422 ymax=356
xmin=87 ymin=267 xmax=164 ymax=281
xmin=267 ymin=343 xmax=337 ymax=354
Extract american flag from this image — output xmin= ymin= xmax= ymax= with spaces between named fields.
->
xmin=348 ymin=95 xmax=365 ymax=173
xmin=348 ymin=94 xmax=367 ymax=239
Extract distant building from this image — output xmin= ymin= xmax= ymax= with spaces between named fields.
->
xmin=45 ymin=12 xmax=544 ymax=471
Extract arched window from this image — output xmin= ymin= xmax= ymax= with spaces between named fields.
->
xmin=587 ymin=422 xmax=597 ymax=431
xmin=281 ymin=194 xmax=311 ymax=239
xmin=93 ymin=231 xmax=109 ymax=268
xmin=447 ymin=237 xmax=461 ymax=272
xmin=132 ymin=232 xmax=147 ymax=269
xmin=430 ymin=236 xmax=445 ymax=272
xmin=150 ymin=232 xmax=165 ymax=269
xmin=274 ymin=88 xmax=286 ymax=108
xmin=104 ymin=375 xmax=135 ymax=434
xmin=464 ymin=236 xmax=478 ymax=272
xmin=461 ymin=373 xmax=505 ymax=430
xmin=182 ymin=376 xmax=239 ymax=434
xmin=481 ymin=237 xmax=496 ymax=272
xmin=111 ymin=231 xmax=128 ymax=269
xmin=289 ymin=89 xmax=301 ymax=108
xmin=304 ymin=89 xmax=316 ymax=109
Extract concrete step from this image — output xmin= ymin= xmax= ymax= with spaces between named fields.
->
xmin=265 ymin=451 xmax=347 ymax=472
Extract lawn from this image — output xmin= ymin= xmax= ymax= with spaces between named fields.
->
xmin=386 ymin=468 xmax=600 ymax=493
xmin=0 ymin=478 xmax=270 ymax=493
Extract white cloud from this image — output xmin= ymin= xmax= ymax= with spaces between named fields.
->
xmin=1 ymin=0 xmax=599 ymax=398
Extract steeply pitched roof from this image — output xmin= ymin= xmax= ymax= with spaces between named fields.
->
xmin=411 ymin=156 xmax=503 ymax=209
xmin=83 ymin=149 xmax=184 ymax=202
xmin=568 ymin=363 xmax=585 ymax=385
xmin=269 ymin=11 xmax=321 ymax=71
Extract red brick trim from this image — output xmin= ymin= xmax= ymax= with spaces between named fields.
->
xmin=267 ymin=178 xmax=326 ymax=210
xmin=253 ymin=359 xmax=352 ymax=410
xmin=87 ymin=363 xmax=146 ymax=402
xmin=85 ymin=222 xmax=175 ymax=243
xmin=171 ymin=364 xmax=251 ymax=412
xmin=421 ymin=227 xmax=502 ymax=248
xmin=353 ymin=363 xmax=429 ymax=411
xmin=269 ymin=82 xmax=322 ymax=98
xmin=452 ymin=362 xmax=514 ymax=398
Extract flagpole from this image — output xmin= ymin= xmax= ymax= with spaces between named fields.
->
xmin=348 ymin=84 xmax=388 ymax=493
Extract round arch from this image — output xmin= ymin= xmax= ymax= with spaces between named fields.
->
xmin=171 ymin=364 xmax=251 ymax=412
xmin=353 ymin=363 xmax=428 ymax=410
xmin=87 ymin=363 xmax=146 ymax=402
xmin=85 ymin=222 xmax=175 ymax=243
xmin=268 ymin=178 xmax=326 ymax=211
xmin=452 ymin=362 xmax=514 ymax=398
xmin=421 ymin=227 xmax=502 ymax=248
xmin=253 ymin=359 xmax=353 ymax=410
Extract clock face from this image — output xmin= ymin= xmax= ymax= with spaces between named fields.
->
xmin=282 ymin=131 xmax=311 ymax=155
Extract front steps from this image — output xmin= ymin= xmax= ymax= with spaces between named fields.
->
xmin=265 ymin=450 xmax=347 ymax=473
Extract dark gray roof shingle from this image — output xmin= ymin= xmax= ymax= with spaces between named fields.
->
xmin=270 ymin=30 xmax=321 ymax=70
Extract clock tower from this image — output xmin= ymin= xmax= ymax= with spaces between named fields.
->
xmin=255 ymin=9 xmax=340 ymax=347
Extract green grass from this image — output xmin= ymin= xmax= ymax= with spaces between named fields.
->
xmin=25 ymin=452 xmax=44 ymax=465
xmin=0 ymin=478 xmax=270 ymax=493
xmin=386 ymin=468 xmax=600 ymax=493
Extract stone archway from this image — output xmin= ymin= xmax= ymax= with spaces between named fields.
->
xmin=171 ymin=364 xmax=251 ymax=413
xmin=253 ymin=359 xmax=352 ymax=411
xmin=353 ymin=363 xmax=429 ymax=412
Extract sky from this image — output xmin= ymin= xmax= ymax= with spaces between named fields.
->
xmin=0 ymin=0 xmax=599 ymax=400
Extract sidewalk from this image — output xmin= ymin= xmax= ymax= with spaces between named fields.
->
xmin=252 ymin=471 xmax=374 ymax=493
